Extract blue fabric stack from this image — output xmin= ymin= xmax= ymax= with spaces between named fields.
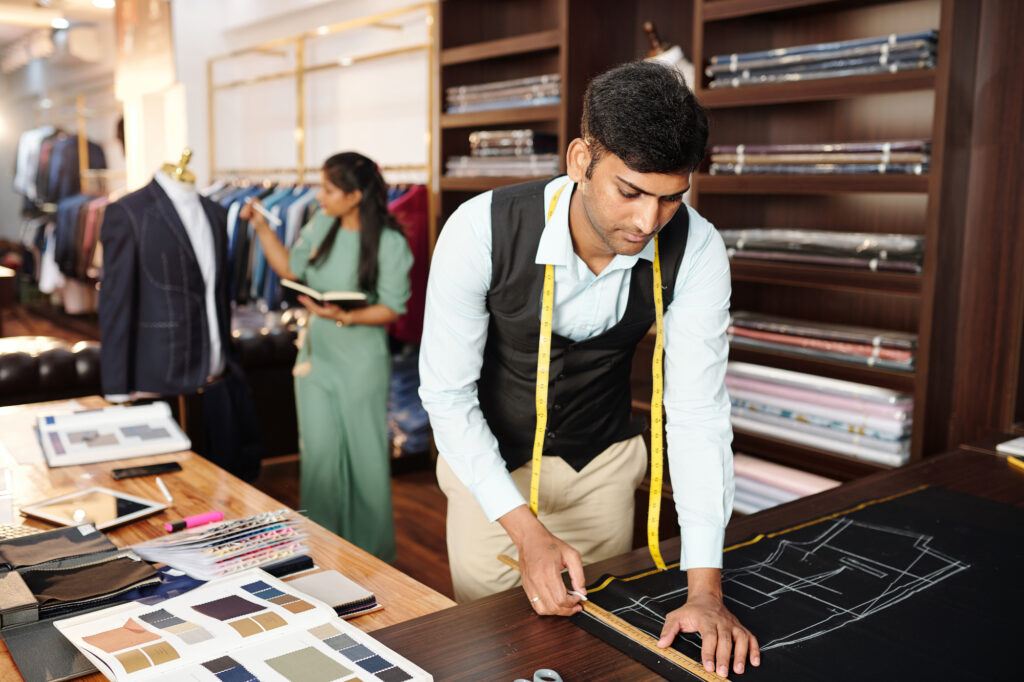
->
xmin=388 ymin=345 xmax=430 ymax=456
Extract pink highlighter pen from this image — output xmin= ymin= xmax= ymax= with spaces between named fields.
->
xmin=165 ymin=510 xmax=224 ymax=532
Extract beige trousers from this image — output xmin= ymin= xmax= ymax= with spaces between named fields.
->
xmin=437 ymin=435 xmax=649 ymax=603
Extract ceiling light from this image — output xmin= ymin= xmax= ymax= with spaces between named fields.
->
xmin=92 ymin=0 xmax=115 ymax=8
xmin=51 ymin=17 xmax=70 ymax=30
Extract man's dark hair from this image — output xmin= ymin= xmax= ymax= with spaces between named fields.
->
xmin=581 ymin=60 xmax=708 ymax=178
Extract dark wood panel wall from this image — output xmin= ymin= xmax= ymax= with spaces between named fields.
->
xmin=942 ymin=0 xmax=1024 ymax=444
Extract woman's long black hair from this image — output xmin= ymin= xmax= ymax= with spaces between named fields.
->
xmin=308 ymin=152 xmax=403 ymax=292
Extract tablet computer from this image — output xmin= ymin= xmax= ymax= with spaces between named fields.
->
xmin=20 ymin=486 xmax=167 ymax=531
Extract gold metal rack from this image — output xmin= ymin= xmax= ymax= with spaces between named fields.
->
xmin=31 ymin=82 xmax=123 ymax=197
xmin=207 ymin=1 xmax=437 ymax=226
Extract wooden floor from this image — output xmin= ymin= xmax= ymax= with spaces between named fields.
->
xmin=2 ymin=304 xmax=455 ymax=600
xmin=253 ymin=454 xmax=453 ymax=600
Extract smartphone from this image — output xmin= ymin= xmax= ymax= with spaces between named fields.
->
xmin=111 ymin=461 xmax=183 ymax=480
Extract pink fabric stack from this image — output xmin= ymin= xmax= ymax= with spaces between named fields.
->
xmin=727 ymin=362 xmax=913 ymax=466
xmin=732 ymin=453 xmax=840 ymax=514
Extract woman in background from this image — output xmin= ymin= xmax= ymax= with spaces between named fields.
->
xmin=241 ymin=152 xmax=412 ymax=561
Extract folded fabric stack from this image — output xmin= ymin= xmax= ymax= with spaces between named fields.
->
xmin=468 ymin=129 xmax=557 ymax=157
xmin=732 ymin=453 xmax=840 ymax=514
xmin=729 ymin=311 xmax=917 ymax=372
xmin=709 ymin=139 xmax=930 ymax=176
xmin=445 ymin=73 xmax=560 ymax=114
xmin=719 ymin=228 xmax=924 ymax=273
xmin=388 ymin=345 xmax=430 ymax=456
xmin=445 ymin=153 xmax=559 ymax=178
xmin=727 ymin=362 xmax=913 ymax=466
xmin=706 ymin=30 xmax=937 ymax=89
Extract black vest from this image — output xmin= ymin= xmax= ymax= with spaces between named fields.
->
xmin=479 ymin=178 xmax=690 ymax=472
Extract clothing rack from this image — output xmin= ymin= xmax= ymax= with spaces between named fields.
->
xmin=207 ymin=2 xmax=437 ymax=234
xmin=31 ymin=84 xmax=123 ymax=199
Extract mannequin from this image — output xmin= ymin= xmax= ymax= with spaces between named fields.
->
xmin=97 ymin=148 xmax=264 ymax=478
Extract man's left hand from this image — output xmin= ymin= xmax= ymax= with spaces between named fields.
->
xmin=657 ymin=569 xmax=760 ymax=676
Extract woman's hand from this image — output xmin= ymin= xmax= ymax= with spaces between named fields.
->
xmin=239 ymin=198 xmax=269 ymax=229
xmin=297 ymin=295 xmax=351 ymax=325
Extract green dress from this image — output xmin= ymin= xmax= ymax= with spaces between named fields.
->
xmin=289 ymin=211 xmax=412 ymax=562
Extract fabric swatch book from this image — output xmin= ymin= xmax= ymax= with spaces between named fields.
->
xmin=37 ymin=402 xmax=190 ymax=468
xmin=281 ymin=280 xmax=367 ymax=309
xmin=54 ymin=568 xmax=432 ymax=681
xmin=285 ymin=570 xmax=381 ymax=619
xmin=131 ymin=510 xmax=309 ymax=581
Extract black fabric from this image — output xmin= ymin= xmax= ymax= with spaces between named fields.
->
xmin=479 ymin=178 xmax=689 ymax=472
xmin=573 ymin=486 xmax=1024 ymax=681
xmin=198 ymin=368 xmax=265 ymax=480
xmin=98 ymin=179 xmax=231 ymax=396
xmin=21 ymin=555 xmax=158 ymax=613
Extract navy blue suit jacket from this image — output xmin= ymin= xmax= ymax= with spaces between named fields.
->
xmin=98 ymin=179 xmax=232 ymax=395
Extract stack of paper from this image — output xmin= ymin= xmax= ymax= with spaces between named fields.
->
xmin=131 ymin=511 xmax=309 ymax=581
xmin=37 ymin=402 xmax=190 ymax=467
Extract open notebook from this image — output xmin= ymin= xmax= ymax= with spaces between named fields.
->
xmin=281 ymin=280 xmax=367 ymax=309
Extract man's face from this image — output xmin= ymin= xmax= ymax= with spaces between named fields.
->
xmin=573 ymin=144 xmax=690 ymax=257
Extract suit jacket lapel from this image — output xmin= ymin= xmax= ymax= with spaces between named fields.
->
xmin=147 ymin=179 xmax=204 ymax=291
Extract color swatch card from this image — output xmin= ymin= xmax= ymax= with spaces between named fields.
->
xmin=54 ymin=568 xmax=432 ymax=681
xmin=38 ymin=402 xmax=191 ymax=467
xmin=131 ymin=510 xmax=309 ymax=580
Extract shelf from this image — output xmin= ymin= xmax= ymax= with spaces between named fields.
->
xmin=702 ymin=0 xmax=889 ymax=22
xmin=730 ymin=259 xmax=922 ymax=295
xmin=697 ymin=70 xmax=935 ymax=107
xmin=732 ymin=429 xmax=891 ymax=481
xmin=440 ymin=176 xmax=550 ymax=192
xmin=440 ymin=104 xmax=560 ymax=129
xmin=440 ymin=30 xmax=561 ymax=66
xmin=696 ymin=173 xmax=929 ymax=194
xmin=728 ymin=346 xmax=914 ymax=392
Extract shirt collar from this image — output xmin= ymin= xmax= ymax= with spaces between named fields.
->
xmin=154 ymin=170 xmax=199 ymax=205
xmin=534 ymin=176 xmax=656 ymax=270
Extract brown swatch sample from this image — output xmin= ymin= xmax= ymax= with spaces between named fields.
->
xmin=227 ymin=618 xmax=262 ymax=637
xmin=252 ymin=611 xmax=287 ymax=631
xmin=114 ymin=649 xmax=150 ymax=673
xmin=141 ymin=641 xmax=180 ymax=665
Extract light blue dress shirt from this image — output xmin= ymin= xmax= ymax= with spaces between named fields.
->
xmin=419 ymin=176 xmax=735 ymax=569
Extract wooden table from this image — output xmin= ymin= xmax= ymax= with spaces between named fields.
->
xmin=0 ymin=396 xmax=455 ymax=681
xmin=373 ymin=448 xmax=1024 ymax=680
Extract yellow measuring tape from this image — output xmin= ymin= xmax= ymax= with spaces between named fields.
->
xmin=530 ymin=183 xmax=667 ymax=571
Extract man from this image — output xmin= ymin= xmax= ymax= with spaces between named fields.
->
xmin=419 ymin=61 xmax=759 ymax=676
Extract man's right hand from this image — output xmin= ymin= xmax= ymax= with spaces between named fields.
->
xmin=499 ymin=505 xmax=585 ymax=616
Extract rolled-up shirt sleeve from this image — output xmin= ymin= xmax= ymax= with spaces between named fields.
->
xmin=663 ymin=206 xmax=735 ymax=570
xmin=418 ymin=193 xmax=526 ymax=521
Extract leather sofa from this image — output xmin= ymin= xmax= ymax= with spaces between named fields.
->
xmin=0 ymin=327 xmax=300 ymax=458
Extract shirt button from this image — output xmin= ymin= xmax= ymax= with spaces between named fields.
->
xmin=556 ymin=374 xmax=565 ymax=380
xmin=546 ymin=430 xmax=557 ymax=439
xmin=552 ymin=404 xmax=562 ymax=411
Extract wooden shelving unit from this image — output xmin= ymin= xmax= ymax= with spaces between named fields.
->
xmin=434 ymin=0 xmax=639 ymax=235
xmin=696 ymin=173 xmax=930 ymax=195
xmin=676 ymin=0 xmax=986 ymax=480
